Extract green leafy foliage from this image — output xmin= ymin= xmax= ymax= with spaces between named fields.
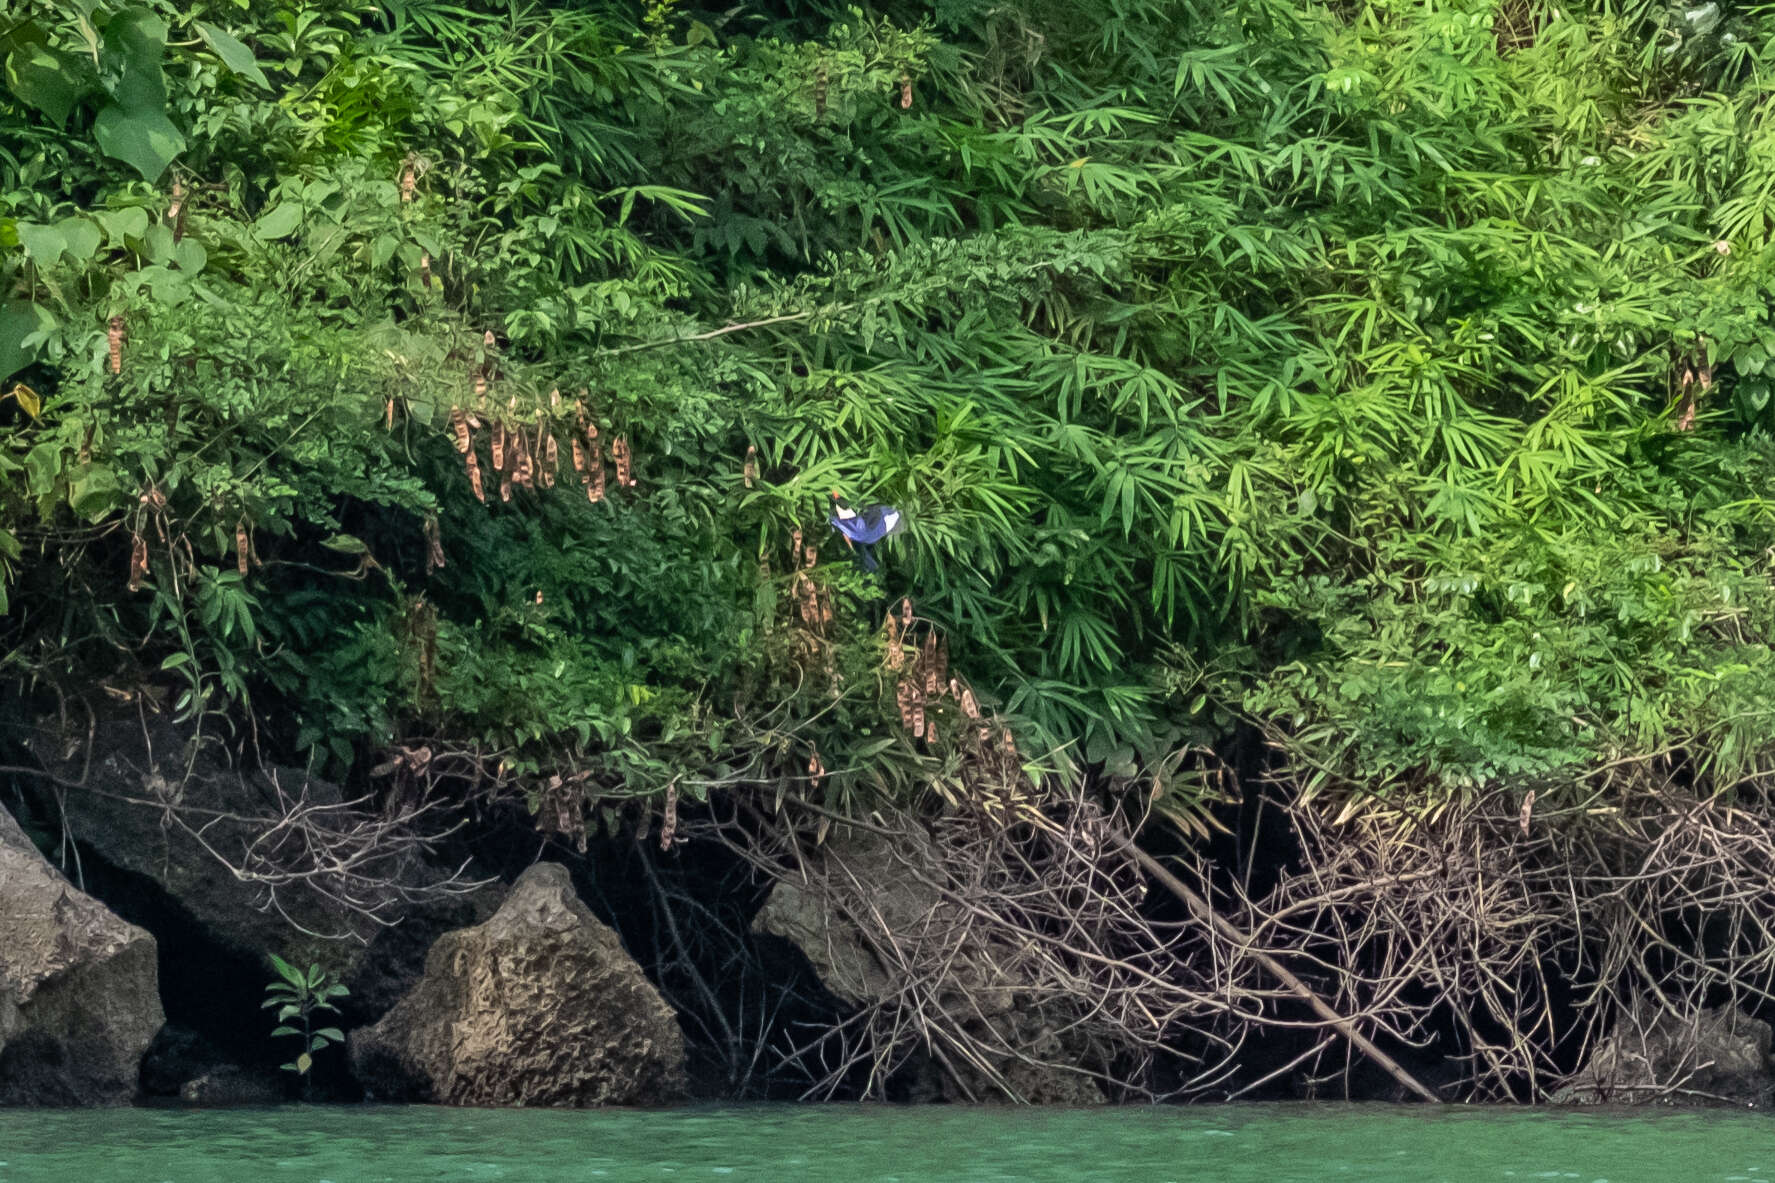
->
xmin=263 ymin=954 xmax=347 ymax=1077
xmin=6 ymin=0 xmax=1775 ymax=828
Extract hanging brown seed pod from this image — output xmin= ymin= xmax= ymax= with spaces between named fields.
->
xmin=953 ymin=679 xmax=982 ymax=720
xmin=885 ymin=613 xmax=904 ymax=669
xmin=500 ymin=468 xmax=513 ymax=502
xmin=420 ymin=252 xmax=433 ymax=288
xmin=168 ymin=178 xmax=186 ymax=241
xmin=423 ymin=514 xmax=446 ymax=573
xmin=450 ymin=407 xmax=470 ymax=453
xmin=900 ymin=596 xmax=913 ymax=632
xmin=803 ymin=544 xmax=818 ymax=569
xmin=659 ymin=781 xmax=679 ymax=851
xmin=1000 ymin=728 xmax=1018 ymax=760
xmin=400 ymin=155 xmax=417 ymax=203
xmin=588 ymin=460 xmax=605 ymax=503
xmin=571 ymin=436 xmax=586 ymax=473
xmin=513 ymin=429 xmax=533 ymax=487
xmin=550 ymin=387 xmax=562 ymax=411
xmin=934 ymin=639 xmax=949 ymax=694
xmin=542 ymin=430 xmax=557 ymax=486
xmin=921 ymin=633 xmax=939 ymax=695
xmin=743 ymin=445 xmax=758 ymax=488
xmin=491 ymin=422 xmax=506 ymax=471
xmin=807 ymin=749 xmax=825 ymax=790
xmin=910 ymin=684 xmax=926 ymax=738
xmin=385 ymin=398 xmax=395 ymax=431
xmin=612 ymin=435 xmax=632 ymax=486
xmin=465 ymin=449 xmax=485 ymax=502
xmin=107 ymin=316 xmax=124 ymax=374
xmin=819 ymin=586 xmax=834 ymax=627
xmin=899 ymin=74 xmax=913 ymax=109
xmin=128 ymin=534 xmax=149 ymax=591
xmin=895 ymin=679 xmax=916 ymax=731
xmin=473 ymin=367 xmax=488 ymax=399
xmin=235 ymin=519 xmax=250 ymax=576
xmin=791 ymin=528 xmax=803 ymax=557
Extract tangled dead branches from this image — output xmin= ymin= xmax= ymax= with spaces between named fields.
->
xmin=1228 ymin=777 xmax=1775 ymax=1100
xmin=710 ymin=784 xmax=1279 ymax=1102
xmin=707 ymin=760 xmax=1775 ymax=1104
xmin=22 ymin=711 xmax=484 ymax=942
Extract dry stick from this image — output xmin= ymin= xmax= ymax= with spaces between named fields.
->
xmin=595 ymin=311 xmax=817 ymax=357
xmin=1129 ymin=845 xmax=1444 ymax=1104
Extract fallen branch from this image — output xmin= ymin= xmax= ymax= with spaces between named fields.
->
xmin=1129 ymin=844 xmax=1443 ymax=1104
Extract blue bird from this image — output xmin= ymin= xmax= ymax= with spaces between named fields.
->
xmin=828 ymin=491 xmax=904 ymax=572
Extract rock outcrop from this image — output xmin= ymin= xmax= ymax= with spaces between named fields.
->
xmin=0 ymin=803 xmax=164 ymax=1106
xmin=26 ymin=713 xmax=501 ymax=1060
xmin=754 ymin=830 xmax=1106 ymax=1104
xmin=30 ymin=715 xmax=453 ymax=967
xmin=350 ymin=862 xmax=685 ymax=1106
xmin=1555 ymin=1002 xmax=1774 ymax=1106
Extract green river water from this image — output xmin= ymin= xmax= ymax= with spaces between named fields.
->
xmin=0 ymin=1104 xmax=1770 ymax=1182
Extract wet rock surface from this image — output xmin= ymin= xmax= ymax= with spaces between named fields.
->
xmin=1555 ymin=1002 xmax=1774 ymax=1107
xmin=0 ymin=802 xmax=164 ymax=1106
xmin=350 ymin=862 xmax=686 ymax=1106
xmin=754 ymin=831 xmax=1105 ymax=1105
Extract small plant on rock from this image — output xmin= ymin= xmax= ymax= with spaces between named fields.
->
xmin=265 ymin=955 xmax=348 ymax=1080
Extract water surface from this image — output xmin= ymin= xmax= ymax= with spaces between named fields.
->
xmin=0 ymin=1103 xmax=1770 ymax=1182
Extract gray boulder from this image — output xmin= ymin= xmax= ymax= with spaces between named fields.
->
xmin=754 ymin=829 xmax=1105 ymax=1105
xmin=28 ymin=714 xmax=498 ymax=1027
xmin=349 ymin=862 xmax=685 ymax=1106
xmin=1555 ymin=1002 xmax=1774 ymax=1106
xmin=0 ymin=803 xmax=164 ymax=1105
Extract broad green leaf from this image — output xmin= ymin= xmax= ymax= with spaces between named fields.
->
xmin=319 ymin=533 xmax=368 ymax=554
xmin=93 ymin=102 xmax=185 ymax=181
xmin=16 ymin=222 xmax=65 ymax=267
xmin=194 ymin=22 xmax=269 ymax=90
xmin=55 ymin=217 xmax=103 ymax=262
xmin=0 ymin=302 xmax=47 ymax=384
xmin=295 ymin=1052 xmax=312 ymax=1074
xmin=173 ymin=237 xmax=207 ymax=273
xmin=253 ymin=203 xmax=303 ymax=240
xmin=2 ymin=25 xmax=85 ymax=125
xmin=24 ymin=443 xmax=63 ymax=498
xmin=103 ymin=8 xmax=169 ymax=109
xmin=95 ymin=206 xmax=150 ymax=247
xmin=67 ymin=463 xmax=123 ymax=521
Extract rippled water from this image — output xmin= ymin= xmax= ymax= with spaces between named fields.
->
xmin=0 ymin=1103 xmax=1770 ymax=1182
